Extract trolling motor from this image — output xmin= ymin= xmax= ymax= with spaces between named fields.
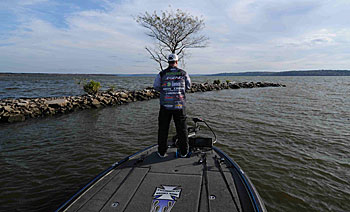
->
xmin=189 ymin=117 xmax=217 ymax=149
xmin=172 ymin=117 xmax=217 ymax=150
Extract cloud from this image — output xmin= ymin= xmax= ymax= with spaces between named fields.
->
xmin=228 ymin=0 xmax=319 ymax=24
xmin=0 ymin=0 xmax=155 ymax=73
xmin=1 ymin=0 xmax=350 ymax=74
xmin=275 ymin=29 xmax=337 ymax=49
xmin=18 ymin=0 xmax=49 ymax=6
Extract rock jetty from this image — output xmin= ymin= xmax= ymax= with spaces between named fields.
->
xmin=0 ymin=81 xmax=285 ymax=123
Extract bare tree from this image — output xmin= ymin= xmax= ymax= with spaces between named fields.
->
xmin=136 ymin=8 xmax=209 ymax=70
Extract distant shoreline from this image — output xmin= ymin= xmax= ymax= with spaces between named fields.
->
xmin=1 ymin=70 xmax=350 ymax=76
xmin=210 ymin=70 xmax=350 ymax=76
xmin=0 ymin=73 xmax=119 ymax=77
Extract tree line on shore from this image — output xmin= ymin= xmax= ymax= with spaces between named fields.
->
xmin=211 ymin=70 xmax=350 ymax=76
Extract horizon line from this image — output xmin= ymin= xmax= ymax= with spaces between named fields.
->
xmin=1 ymin=69 xmax=350 ymax=76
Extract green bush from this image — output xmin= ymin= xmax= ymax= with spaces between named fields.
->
xmin=226 ymin=80 xmax=231 ymax=84
xmin=83 ymin=80 xmax=101 ymax=95
xmin=213 ymin=79 xmax=221 ymax=85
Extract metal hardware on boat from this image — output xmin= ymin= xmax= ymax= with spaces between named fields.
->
xmin=111 ymin=202 xmax=119 ymax=207
xmin=198 ymin=158 xmax=204 ymax=164
xmin=220 ymin=158 xmax=225 ymax=163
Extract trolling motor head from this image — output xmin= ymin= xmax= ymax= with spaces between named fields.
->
xmin=193 ymin=117 xmax=204 ymax=123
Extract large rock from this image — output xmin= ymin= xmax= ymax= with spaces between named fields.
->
xmin=102 ymin=98 xmax=111 ymax=105
xmin=91 ymin=99 xmax=101 ymax=108
xmin=46 ymin=99 xmax=67 ymax=108
xmin=97 ymin=96 xmax=105 ymax=101
xmin=229 ymin=83 xmax=240 ymax=89
xmin=144 ymin=90 xmax=153 ymax=97
xmin=16 ymin=102 xmax=29 ymax=107
xmin=119 ymin=92 xmax=129 ymax=98
xmin=119 ymin=98 xmax=128 ymax=103
xmin=3 ymin=106 xmax=14 ymax=112
xmin=44 ymin=107 xmax=56 ymax=115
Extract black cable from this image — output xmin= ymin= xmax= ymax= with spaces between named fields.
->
xmin=203 ymin=120 xmax=217 ymax=143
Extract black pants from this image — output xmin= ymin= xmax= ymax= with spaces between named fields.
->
xmin=158 ymin=106 xmax=188 ymax=155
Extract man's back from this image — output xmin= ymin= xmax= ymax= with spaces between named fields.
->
xmin=154 ymin=66 xmax=191 ymax=110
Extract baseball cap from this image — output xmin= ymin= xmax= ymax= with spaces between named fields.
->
xmin=168 ymin=53 xmax=178 ymax=62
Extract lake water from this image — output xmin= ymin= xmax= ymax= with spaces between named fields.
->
xmin=0 ymin=74 xmax=349 ymax=212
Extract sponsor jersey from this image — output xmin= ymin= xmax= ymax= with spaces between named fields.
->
xmin=155 ymin=67 xmax=190 ymax=110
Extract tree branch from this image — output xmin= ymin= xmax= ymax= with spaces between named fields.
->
xmin=136 ymin=9 xmax=209 ymax=70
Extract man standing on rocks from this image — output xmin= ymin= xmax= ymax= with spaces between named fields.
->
xmin=153 ymin=53 xmax=192 ymax=158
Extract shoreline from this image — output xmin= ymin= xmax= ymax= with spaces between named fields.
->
xmin=0 ymin=81 xmax=285 ymax=123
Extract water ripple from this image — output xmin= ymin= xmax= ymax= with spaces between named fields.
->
xmin=1 ymin=76 xmax=350 ymax=212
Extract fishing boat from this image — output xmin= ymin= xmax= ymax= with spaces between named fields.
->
xmin=56 ymin=118 xmax=267 ymax=212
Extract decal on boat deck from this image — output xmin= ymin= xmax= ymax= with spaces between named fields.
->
xmin=150 ymin=185 xmax=182 ymax=212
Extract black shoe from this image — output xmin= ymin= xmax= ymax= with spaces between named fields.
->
xmin=176 ymin=150 xmax=192 ymax=158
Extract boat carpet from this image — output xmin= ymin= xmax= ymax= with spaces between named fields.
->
xmin=64 ymin=147 xmax=242 ymax=212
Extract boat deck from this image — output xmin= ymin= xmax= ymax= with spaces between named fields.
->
xmin=61 ymin=146 xmax=260 ymax=212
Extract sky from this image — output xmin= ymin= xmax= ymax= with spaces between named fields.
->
xmin=1 ymin=0 xmax=350 ymax=74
